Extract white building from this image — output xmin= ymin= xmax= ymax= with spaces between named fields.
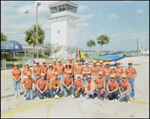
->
xmin=48 ymin=1 xmax=79 ymax=59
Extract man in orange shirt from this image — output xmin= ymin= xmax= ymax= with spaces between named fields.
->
xmin=68 ymin=57 xmax=75 ymax=80
xmin=106 ymin=74 xmax=119 ymax=102
xmin=82 ymin=61 xmax=91 ymax=85
xmin=125 ymin=61 xmax=137 ymax=100
xmin=33 ymin=60 xmax=41 ymax=94
xmin=99 ymin=60 xmax=105 ymax=74
xmin=62 ymin=70 xmax=75 ymax=98
xmin=119 ymin=74 xmax=131 ymax=104
xmin=95 ymin=72 xmax=106 ymax=101
xmin=91 ymin=60 xmax=99 ymax=82
xmin=48 ymin=72 xmax=61 ymax=98
xmin=41 ymin=61 xmax=48 ymax=80
xmin=64 ymin=63 xmax=73 ymax=76
xmin=85 ymin=75 xmax=96 ymax=99
xmin=74 ymin=58 xmax=83 ymax=80
xmin=73 ymin=74 xmax=84 ymax=98
xmin=56 ymin=59 xmax=65 ymax=92
xmin=53 ymin=59 xmax=57 ymax=71
xmin=36 ymin=73 xmax=49 ymax=99
xmin=46 ymin=64 xmax=55 ymax=83
xmin=21 ymin=72 xmax=37 ymax=100
xmin=12 ymin=63 xmax=21 ymax=97
xmin=23 ymin=63 xmax=32 ymax=78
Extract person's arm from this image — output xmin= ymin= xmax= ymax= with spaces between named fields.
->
xmin=50 ymin=79 xmax=57 ymax=89
xmin=111 ymin=87 xmax=119 ymax=93
xmin=118 ymin=87 xmax=122 ymax=94
xmin=36 ymin=85 xmax=42 ymax=92
xmin=32 ymin=80 xmax=37 ymax=91
xmin=62 ymin=76 xmax=67 ymax=88
xmin=103 ymin=83 xmax=105 ymax=91
xmin=89 ymin=83 xmax=96 ymax=93
xmin=42 ymin=83 xmax=47 ymax=93
xmin=68 ymin=78 xmax=73 ymax=89
xmin=12 ymin=70 xmax=17 ymax=81
xmin=106 ymin=86 xmax=111 ymax=94
xmin=133 ymin=69 xmax=137 ymax=80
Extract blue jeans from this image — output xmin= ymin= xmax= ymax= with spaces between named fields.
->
xmin=115 ymin=78 xmax=123 ymax=93
xmin=37 ymin=89 xmax=49 ymax=99
xmin=33 ymin=75 xmax=41 ymax=94
xmin=127 ymin=78 xmax=135 ymax=97
xmin=24 ymin=88 xmax=33 ymax=100
xmin=108 ymin=90 xmax=119 ymax=100
xmin=58 ymin=74 xmax=64 ymax=92
xmin=86 ymin=90 xmax=95 ymax=99
xmin=83 ymin=76 xmax=87 ymax=85
xmin=72 ymin=75 xmax=75 ymax=83
xmin=45 ymin=75 xmax=47 ymax=80
xmin=105 ymin=77 xmax=110 ymax=95
xmin=63 ymin=85 xmax=75 ymax=97
xmin=119 ymin=90 xmax=131 ymax=102
xmin=49 ymin=88 xmax=61 ymax=98
xmin=97 ymin=88 xmax=106 ymax=99
xmin=13 ymin=80 xmax=21 ymax=95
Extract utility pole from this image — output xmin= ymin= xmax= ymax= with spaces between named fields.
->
xmin=137 ymin=37 xmax=139 ymax=56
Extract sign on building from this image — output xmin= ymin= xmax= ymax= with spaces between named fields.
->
xmin=28 ymin=59 xmax=45 ymax=66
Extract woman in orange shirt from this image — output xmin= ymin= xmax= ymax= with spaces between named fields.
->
xmin=47 ymin=64 xmax=55 ymax=84
xmin=64 ymin=63 xmax=73 ymax=76
xmin=23 ymin=63 xmax=32 ymax=78
xmin=12 ymin=63 xmax=21 ymax=97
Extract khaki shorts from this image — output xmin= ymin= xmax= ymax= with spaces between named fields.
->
xmin=91 ymin=75 xmax=98 ymax=82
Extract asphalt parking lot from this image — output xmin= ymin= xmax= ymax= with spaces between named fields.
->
xmin=1 ymin=56 xmax=149 ymax=118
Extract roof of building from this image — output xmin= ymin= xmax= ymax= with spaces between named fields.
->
xmin=49 ymin=1 xmax=78 ymax=8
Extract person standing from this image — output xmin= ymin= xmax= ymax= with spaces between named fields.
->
xmin=95 ymin=72 xmax=106 ymax=101
xmin=64 ymin=63 xmax=73 ymax=76
xmin=52 ymin=59 xmax=57 ymax=71
xmin=21 ymin=72 xmax=36 ymax=100
xmin=125 ymin=61 xmax=137 ymax=100
xmin=56 ymin=59 xmax=65 ymax=92
xmin=119 ymin=74 xmax=131 ymax=104
xmin=99 ymin=60 xmax=105 ymax=74
xmin=23 ymin=63 xmax=32 ymax=78
xmin=12 ymin=63 xmax=21 ymax=97
xmin=41 ymin=61 xmax=48 ymax=80
xmin=62 ymin=70 xmax=75 ymax=98
xmin=48 ymin=72 xmax=61 ymax=98
xmin=36 ymin=73 xmax=49 ymax=99
xmin=73 ymin=74 xmax=84 ymax=98
xmin=74 ymin=58 xmax=83 ymax=80
xmin=82 ymin=61 xmax=91 ymax=85
xmin=68 ymin=57 xmax=75 ymax=80
xmin=106 ymin=74 xmax=119 ymax=102
xmin=46 ymin=64 xmax=55 ymax=84
xmin=85 ymin=75 xmax=96 ymax=99
xmin=91 ymin=60 xmax=99 ymax=82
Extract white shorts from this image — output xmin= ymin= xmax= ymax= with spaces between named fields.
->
xmin=75 ymin=74 xmax=83 ymax=80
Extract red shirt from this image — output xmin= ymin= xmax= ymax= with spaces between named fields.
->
xmin=107 ymin=80 xmax=118 ymax=91
xmin=36 ymin=79 xmax=47 ymax=91
xmin=21 ymin=78 xmax=36 ymax=89
xmin=95 ymin=77 xmax=106 ymax=89
xmin=63 ymin=75 xmax=73 ymax=86
xmin=103 ymin=67 xmax=113 ymax=77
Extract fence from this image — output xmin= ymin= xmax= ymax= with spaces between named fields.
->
xmin=1 ymin=59 xmax=6 ymax=70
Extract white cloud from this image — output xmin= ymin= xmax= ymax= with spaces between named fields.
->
xmin=136 ymin=9 xmax=144 ymax=14
xmin=77 ymin=23 xmax=90 ymax=28
xmin=77 ymin=14 xmax=94 ymax=22
xmin=108 ymin=14 xmax=119 ymax=20
xmin=78 ymin=5 xmax=88 ymax=12
xmin=111 ymin=34 xmax=119 ymax=38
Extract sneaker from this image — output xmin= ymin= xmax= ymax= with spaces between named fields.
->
xmin=15 ymin=94 xmax=17 ymax=97
xmin=53 ymin=92 xmax=56 ymax=95
xmin=104 ymin=99 xmax=106 ymax=102
xmin=132 ymin=96 xmax=135 ymax=100
xmin=115 ymin=99 xmax=118 ymax=103
xmin=24 ymin=97 xmax=26 ymax=100
xmin=18 ymin=94 xmax=20 ymax=97
xmin=80 ymin=94 xmax=83 ymax=98
xmin=71 ymin=95 xmax=74 ymax=99
xmin=54 ymin=95 xmax=60 ymax=99
xmin=127 ymin=101 xmax=130 ymax=104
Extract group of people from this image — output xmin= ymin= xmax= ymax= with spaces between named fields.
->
xmin=12 ymin=57 xmax=137 ymax=104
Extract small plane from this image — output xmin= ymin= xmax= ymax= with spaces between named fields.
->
xmin=139 ymin=46 xmax=149 ymax=55
xmin=78 ymin=50 xmax=126 ymax=65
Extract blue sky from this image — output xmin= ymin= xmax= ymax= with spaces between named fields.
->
xmin=1 ymin=1 xmax=149 ymax=51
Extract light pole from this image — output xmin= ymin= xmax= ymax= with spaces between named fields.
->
xmin=137 ymin=37 xmax=139 ymax=56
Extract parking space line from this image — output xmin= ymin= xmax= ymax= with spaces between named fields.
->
xmin=75 ymin=98 xmax=85 ymax=118
xmin=46 ymin=103 xmax=50 ymax=118
xmin=130 ymin=100 xmax=149 ymax=105
xmin=1 ymin=85 xmax=13 ymax=96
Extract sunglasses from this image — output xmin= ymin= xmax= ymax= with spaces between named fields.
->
xmin=128 ymin=64 xmax=132 ymax=65
xmin=122 ymin=78 xmax=126 ymax=79
xmin=111 ymin=78 xmax=115 ymax=79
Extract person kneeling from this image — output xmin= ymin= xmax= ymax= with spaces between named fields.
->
xmin=74 ymin=74 xmax=84 ymax=98
xmin=62 ymin=70 xmax=75 ymax=98
xmin=119 ymin=74 xmax=131 ymax=104
xmin=85 ymin=75 xmax=96 ymax=99
xmin=106 ymin=74 xmax=119 ymax=102
xmin=48 ymin=72 xmax=61 ymax=98
xmin=37 ymin=73 xmax=49 ymax=99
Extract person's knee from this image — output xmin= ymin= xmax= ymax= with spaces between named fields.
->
xmin=86 ymin=96 xmax=89 ymax=99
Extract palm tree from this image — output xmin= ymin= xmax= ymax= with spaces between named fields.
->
xmin=87 ymin=40 xmax=96 ymax=53
xmin=1 ymin=32 xmax=7 ymax=41
xmin=97 ymin=34 xmax=109 ymax=54
xmin=25 ymin=24 xmax=45 ymax=58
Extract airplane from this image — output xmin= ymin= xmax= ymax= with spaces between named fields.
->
xmin=139 ymin=46 xmax=149 ymax=55
xmin=78 ymin=50 xmax=126 ymax=65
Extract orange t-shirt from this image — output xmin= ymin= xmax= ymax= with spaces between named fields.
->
xmin=41 ymin=65 xmax=48 ymax=74
xmin=107 ymin=80 xmax=118 ymax=91
xmin=104 ymin=67 xmax=113 ymax=77
xmin=114 ymin=66 xmax=124 ymax=77
xmin=21 ymin=78 xmax=36 ymax=89
xmin=33 ymin=65 xmax=41 ymax=75
xmin=74 ymin=79 xmax=84 ymax=89
xmin=44 ymin=67 xmax=48 ymax=75
xmin=64 ymin=68 xmax=73 ymax=75
xmin=91 ymin=66 xmax=99 ymax=75
xmin=36 ymin=79 xmax=47 ymax=91
xmin=53 ymin=64 xmax=57 ymax=71
xmin=85 ymin=80 xmax=95 ymax=91
xmin=119 ymin=80 xmax=130 ymax=91
xmin=82 ymin=66 xmax=91 ymax=76
xmin=125 ymin=67 xmax=137 ymax=78
xmin=63 ymin=75 xmax=73 ymax=86
xmin=56 ymin=64 xmax=65 ymax=74
xmin=99 ymin=66 xmax=105 ymax=74
xmin=47 ymin=68 xmax=55 ymax=79
xmin=69 ymin=62 xmax=75 ymax=71
xmin=95 ymin=77 xmax=106 ymax=89
xmin=74 ymin=64 xmax=83 ymax=75
xmin=23 ymin=68 xmax=32 ymax=76
xmin=49 ymin=77 xmax=60 ymax=90
xmin=12 ymin=68 xmax=21 ymax=80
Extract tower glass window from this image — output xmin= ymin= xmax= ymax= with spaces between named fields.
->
xmin=50 ymin=6 xmax=58 ymax=14
xmin=58 ymin=4 xmax=67 ymax=12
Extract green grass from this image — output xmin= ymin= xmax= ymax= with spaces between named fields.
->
xmin=1 ymin=69 xmax=5 ymax=70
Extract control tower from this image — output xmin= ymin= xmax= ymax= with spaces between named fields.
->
xmin=48 ymin=1 xmax=79 ymax=59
